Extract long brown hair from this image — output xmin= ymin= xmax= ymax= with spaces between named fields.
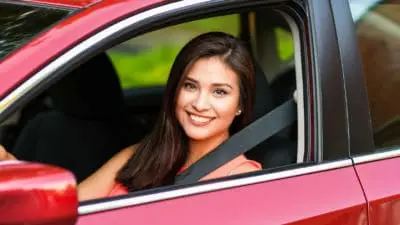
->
xmin=117 ymin=32 xmax=256 ymax=191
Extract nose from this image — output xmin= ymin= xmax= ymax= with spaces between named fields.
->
xmin=192 ymin=91 xmax=211 ymax=112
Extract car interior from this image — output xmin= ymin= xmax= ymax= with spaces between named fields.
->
xmin=0 ymin=10 xmax=301 ymax=190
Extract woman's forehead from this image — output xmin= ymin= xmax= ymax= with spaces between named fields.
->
xmin=186 ymin=57 xmax=239 ymax=86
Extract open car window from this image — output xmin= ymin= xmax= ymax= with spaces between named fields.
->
xmin=0 ymin=4 xmax=305 ymax=203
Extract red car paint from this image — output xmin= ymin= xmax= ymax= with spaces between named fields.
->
xmin=0 ymin=161 xmax=78 ymax=225
xmin=0 ymin=0 xmax=398 ymax=224
xmin=76 ymin=167 xmax=367 ymax=225
xmin=354 ymin=157 xmax=400 ymax=225
xmin=0 ymin=0 xmax=165 ymax=98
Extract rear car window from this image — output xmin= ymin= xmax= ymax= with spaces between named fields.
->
xmin=349 ymin=0 xmax=400 ymax=151
xmin=0 ymin=2 xmax=72 ymax=60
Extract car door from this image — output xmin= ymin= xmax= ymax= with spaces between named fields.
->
xmin=0 ymin=0 xmax=367 ymax=224
xmin=343 ymin=0 xmax=400 ymax=224
xmin=71 ymin=0 xmax=367 ymax=224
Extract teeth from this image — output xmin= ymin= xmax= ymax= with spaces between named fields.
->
xmin=190 ymin=114 xmax=212 ymax=123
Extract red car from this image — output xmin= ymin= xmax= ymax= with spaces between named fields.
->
xmin=0 ymin=0 xmax=399 ymax=224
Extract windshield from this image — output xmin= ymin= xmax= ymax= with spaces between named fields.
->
xmin=0 ymin=2 xmax=72 ymax=60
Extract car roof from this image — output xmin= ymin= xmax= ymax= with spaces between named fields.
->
xmin=17 ymin=0 xmax=103 ymax=8
xmin=17 ymin=0 xmax=163 ymax=8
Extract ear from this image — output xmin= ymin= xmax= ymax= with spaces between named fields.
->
xmin=235 ymin=109 xmax=242 ymax=116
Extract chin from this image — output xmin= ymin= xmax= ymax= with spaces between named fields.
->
xmin=185 ymin=131 xmax=213 ymax=141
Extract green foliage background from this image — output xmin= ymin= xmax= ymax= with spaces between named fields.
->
xmin=107 ymin=15 xmax=293 ymax=89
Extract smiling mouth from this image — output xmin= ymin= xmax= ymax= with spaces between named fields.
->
xmin=187 ymin=112 xmax=215 ymax=125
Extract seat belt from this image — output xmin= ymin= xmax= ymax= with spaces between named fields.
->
xmin=175 ymin=99 xmax=297 ymax=185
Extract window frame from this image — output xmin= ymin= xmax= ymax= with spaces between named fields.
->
xmin=306 ymin=0 xmax=350 ymax=161
xmin=331 ymin=0 xmax=375 ymax=157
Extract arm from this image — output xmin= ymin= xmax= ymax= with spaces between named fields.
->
xmin=1 ymin=144 xmax=135 ymax=201
xmin=78 ymin=145 xmax=136 ymax=201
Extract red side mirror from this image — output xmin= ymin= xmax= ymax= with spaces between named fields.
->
xmin=0 ymin=161 xmax=78 ymax=225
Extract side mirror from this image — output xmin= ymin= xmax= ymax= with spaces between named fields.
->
xmin=0 ymin=161 xmax=78 ymax=225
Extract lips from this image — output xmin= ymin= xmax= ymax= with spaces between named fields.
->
xmin=190 ymin=114 xmax=212 ymax=122
xmin=187 ymin=112 xmax=215 ymax=126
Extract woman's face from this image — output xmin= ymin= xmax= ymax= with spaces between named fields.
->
xmin=176 ymin=57 xmax=241 ymax=141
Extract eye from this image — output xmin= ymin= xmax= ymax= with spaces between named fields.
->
xmin=213 ymin=89 xmax=228 ymax=97
xmin=183 ymin=82 xmax=196 ymax=91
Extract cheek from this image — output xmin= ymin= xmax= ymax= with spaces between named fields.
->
xmin=176 ymin=90 xmax=191 ymax=110
xmin=214 ymin=96 xmax=240 ymax=119
xmin=175 ymin=90 xmax=193 ymax=122
xmin=175 ymin=92 xmax=185 ymax=117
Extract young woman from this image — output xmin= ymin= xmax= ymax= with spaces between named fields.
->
xmin=0 ymin=32 xmax=261 ymax=201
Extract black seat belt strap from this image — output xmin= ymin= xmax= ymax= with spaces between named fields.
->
xmin=175 ymin=99 xmax=296 ymax=185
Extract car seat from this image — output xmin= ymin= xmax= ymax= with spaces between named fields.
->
xmin=12 ymin=53 xmax=141 ymax=182
xmin=245 ymin=62 xmax=297 ymax=168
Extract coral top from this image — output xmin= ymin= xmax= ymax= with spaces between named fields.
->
xmin=108 ymin=154 xmax=261 ymax=197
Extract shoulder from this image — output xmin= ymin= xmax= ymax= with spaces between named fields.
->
xmin=202 ymin=155 xmax=262 ymax=180
xmin=228 ymin=155 xmax=262 ymax=175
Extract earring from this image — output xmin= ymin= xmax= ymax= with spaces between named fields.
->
xmin=236 ymin=109 xmax=242 ymax=116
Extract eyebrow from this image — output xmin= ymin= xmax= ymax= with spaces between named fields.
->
xmin=186 ymin=77 xmax=233 ymax=89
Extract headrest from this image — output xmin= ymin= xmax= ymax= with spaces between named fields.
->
xmin=251 ymin=62 xmax=275 ymax=122
xmin=48 ymin=53 xmax=124 ymax=120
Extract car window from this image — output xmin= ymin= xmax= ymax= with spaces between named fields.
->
xmin=102 ymin=11 xmax=301 ymax=197
xmin=0 ymin=2 xmax=72 ymax=60
xmin=1 ymin=7 xmax=302 ymax=200
xmin=349 ymin=0 xmax=400 ymax=151
xmin=110 ymin=9 xmax=301 ymax=179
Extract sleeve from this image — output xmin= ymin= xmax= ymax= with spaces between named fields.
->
xmin=108 ymin=182 xmax=129 ymax=197
xmin=227 ymin=160 xmax=262 ymax=176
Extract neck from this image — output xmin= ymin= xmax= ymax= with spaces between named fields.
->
xmin=184 ymin=132 xmax=229 ymax=169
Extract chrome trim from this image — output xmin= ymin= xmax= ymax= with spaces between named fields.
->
xmin=0 ymin=0 xmax=210 ymax=114
xmin=353 ymin=148 xmax=400 ymax=164
xmin=0 ymin=160 xmax=24 ymax=166
xmin=78 ymin=159 xmax=352 ymax=215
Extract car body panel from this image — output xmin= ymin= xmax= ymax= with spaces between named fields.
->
xmin=0 ymin=0 xmax=165 ymax=98
xmin=76 ymin=166 xmax=366 ymax=225
xmin=354 ymin=156 xmax=400 ymax=225
xmin=0 ymin=0 xmax=387 ymax=223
